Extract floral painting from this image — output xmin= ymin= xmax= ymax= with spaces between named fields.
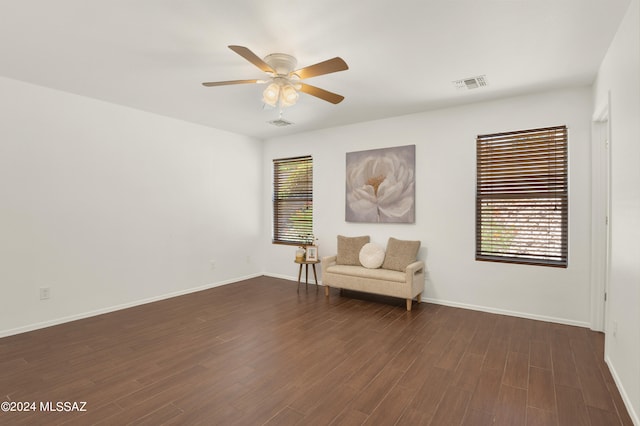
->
xmin=345 ymin=145 xmax=415 ymax=223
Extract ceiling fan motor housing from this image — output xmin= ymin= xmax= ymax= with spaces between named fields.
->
xmin=264 ymin=53 xmax=298 ymax=76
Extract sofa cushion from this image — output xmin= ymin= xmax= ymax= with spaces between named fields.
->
xmin=359 ymin=242 xmax=385 ymax=269
xmin=381 ymin=237 xmax=421 ymax=272
xmin=326 ymin=264 xmax=406 ymax=283
xmin=336 ymin=235 xmax=370 ymax=266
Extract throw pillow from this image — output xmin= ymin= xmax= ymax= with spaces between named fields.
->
xmin=359 ymin=242 xmax=386 ymax=269
xmin=381 ymin=237 xmax=421 ymax=272
xmin=336 ymin=235 xmax=370 ymax=266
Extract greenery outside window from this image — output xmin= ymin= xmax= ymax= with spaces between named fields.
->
xmin=476 ymin=125 xmax=568 ymax=267
xmin=273 ymin=155 xmax=313 ymax=245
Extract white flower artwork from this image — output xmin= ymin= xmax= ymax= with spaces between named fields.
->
xmin=345 ymin=145 xmax=415 ymax=223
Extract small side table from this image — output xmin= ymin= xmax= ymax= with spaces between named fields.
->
xmin=295 ymin=259 xmax=321 ymax=293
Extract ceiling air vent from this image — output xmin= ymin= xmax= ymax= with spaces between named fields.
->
xmin=453 ymin=75 xmax=488 ymax=90
xmin=268 ymin=118 xmax=294 ymax=127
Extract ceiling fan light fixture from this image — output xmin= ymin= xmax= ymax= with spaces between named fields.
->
xmin=262 ymin=83 xmax=280 ymax=106
xmin=280 ymin=85 xmax=299 ymax=107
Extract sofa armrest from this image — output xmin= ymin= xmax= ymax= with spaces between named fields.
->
xmin=405 ymin=260 xmax=426 ymax=300
xmin=322 ymin=255 xmax=337 ymax=265
xmin=405 ymin=260 xmax=425 ymax=285
xmin=405 ymin=260 xmax=425 ymax=276
xmin=321 ymin=255 xmax=337 ymax=281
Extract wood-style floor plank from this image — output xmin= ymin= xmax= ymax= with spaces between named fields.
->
xmin=0 ymin=276 xmax=632 ymax=425
xmin=528 ymin=366 xmax=556 ymax=412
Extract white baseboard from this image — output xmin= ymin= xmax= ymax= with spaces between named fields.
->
xmin=2 ymin=274 xmax=592 ymax=338
xmin=421 ymin=297 xmax=591 ymax=328
xmin=266 ymin=274 xmax=588 ymax=328
xmin=264 ymin=272 xmax=298 ymax=282
xmin=606 ymin=356 xmax=640 ymax=426
xmin=266 ymin=273 xmax=589 ymax=328
xmin=0 ymin=273 xmax=262 ymax=338
xmin=264 ymin=272 xmax=324 ymax=286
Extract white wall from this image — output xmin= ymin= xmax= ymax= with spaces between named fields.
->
xmin=0 ymin=76 xmax=264 ymax=337
xmin=593 ymin=0 xmax=640 ymax=423
xmin=262 ymin=87 xmax=593 ymax=327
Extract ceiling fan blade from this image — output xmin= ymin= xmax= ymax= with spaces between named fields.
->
xmin=299 ymin=83 xmax=345 ymax=104
xmin=228 ymin=45 xmax=275 ymax=74
xmin=202 ymin=79 xmax=260 ymax=87
xmin=294 ymin=57 xmax=348 ymax=80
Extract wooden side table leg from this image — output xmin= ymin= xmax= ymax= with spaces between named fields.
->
xmin=305 ymin=264 xmax=309 ymax=291
xmin=297 ymin=264 xmax=303 ymax=294
xmin=312 ymin=264 xmax=319 ymax=292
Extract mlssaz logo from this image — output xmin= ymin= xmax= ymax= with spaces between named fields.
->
xmin=40 ymin=401 xmax=87 ymax=412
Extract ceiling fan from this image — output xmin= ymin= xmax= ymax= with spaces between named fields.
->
xmin=202 ymin=45 xmax=348 ymax=107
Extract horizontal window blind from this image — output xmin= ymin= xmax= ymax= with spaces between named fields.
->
xmin=273 ymin=156 xmax=313 ymax=245
xmin=476 ymin=125 xmax=568 ymax=267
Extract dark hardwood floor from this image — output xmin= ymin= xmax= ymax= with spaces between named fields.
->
xmin=0 ymin=276 xmax=633 ymax=425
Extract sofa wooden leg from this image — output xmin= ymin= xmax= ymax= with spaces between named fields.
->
xmin=406 ymin=299 xmax=412 ymax=311
xmin=324 ymin=285 xmax=330 ymax=297
xmin=417 ymin=293 xmax=422 ymax=304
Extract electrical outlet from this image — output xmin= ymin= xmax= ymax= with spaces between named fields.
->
xmin=612 ymin=321 xmax=618 ymax=337
xmin=210 ymin=260 xmax=216 ymax=270
xmin=39 ymin=287 xmax=50 ymax=300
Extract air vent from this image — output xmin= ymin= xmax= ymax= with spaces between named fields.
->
xmin=453 ymin=75 xmax=488 ymax=90
xmin=268 ymin=118 xmax=294 ymax=127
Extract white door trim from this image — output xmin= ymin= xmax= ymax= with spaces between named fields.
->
xmin=590 ymin=97 xmax=611 ymax=332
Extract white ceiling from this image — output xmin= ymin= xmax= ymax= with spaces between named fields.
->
xmin=0 ymin=0 xmax=631 ymax=139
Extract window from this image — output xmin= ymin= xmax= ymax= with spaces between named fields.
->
xmin=273 ymin=155 xmax=313 ymax=245
xmin=476 ymin=125 xmax=568 ymax=267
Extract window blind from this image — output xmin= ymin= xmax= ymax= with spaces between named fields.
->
xmin=476 ymin=125 xmax=568 ymax=267
xmin=273 ymin=155 xmax=313 ymax=245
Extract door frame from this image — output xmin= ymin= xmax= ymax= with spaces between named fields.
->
xmin=590 ymin=98 xmax=611 ymax=332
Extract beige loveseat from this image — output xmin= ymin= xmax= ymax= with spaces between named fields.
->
xmin=322 ymin=236 xmax=425 ymax=311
